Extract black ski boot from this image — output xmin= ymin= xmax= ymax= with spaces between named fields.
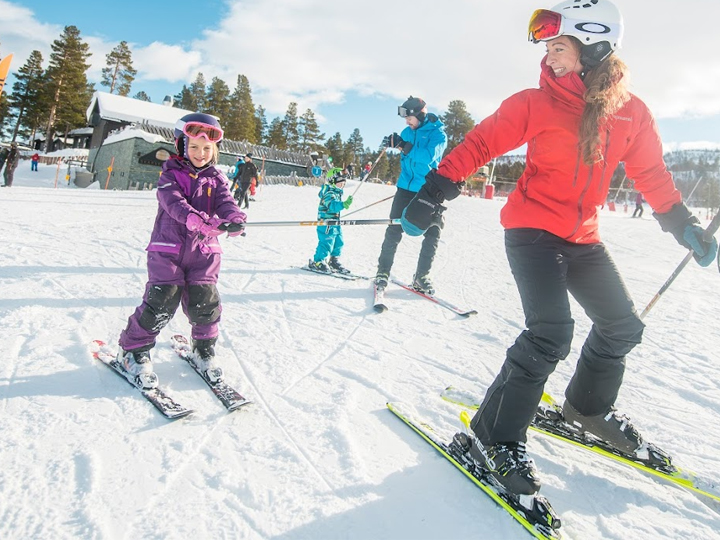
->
xmin=562 ymin=400 xmax=642 ymax=455
xmin=375 ymin=271 xmax=389 ymax=290
xmin=412 ymin=274 xmax=435 ymax=295
xmin=454 ymin=432 xmax=541 ymax=495
xmin=328 ymin=256 xmax=351 ymax=274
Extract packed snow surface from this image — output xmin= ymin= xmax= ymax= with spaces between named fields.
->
xmin=1 ymin=163 xmax=719 ymax=539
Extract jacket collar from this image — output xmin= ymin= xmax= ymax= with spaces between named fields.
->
xmin=538 ymin=56 xmax=586 ymax=111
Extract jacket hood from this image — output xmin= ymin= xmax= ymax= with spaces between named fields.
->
xmin=538 ymin=56 xmax=586 ymax=111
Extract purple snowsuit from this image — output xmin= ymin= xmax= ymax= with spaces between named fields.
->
xmin=119 ymin=156 xmax=245 ymax=352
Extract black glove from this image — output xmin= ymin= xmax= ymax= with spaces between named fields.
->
xmin=382 ymin=133 xmax=405 ymax=149
xmin=218 ymin=221 xmax=246 ymax=237
xmin=654 ymin=203 xmax=718 ymax=266
xmin=401 ymin=170 xmax=464 ymax=236
xmin=401 ymin=141 xmax=413 ymax=155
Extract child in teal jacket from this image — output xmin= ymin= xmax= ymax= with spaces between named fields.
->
xmin=309 ymin=168 xmax=353 ymax=273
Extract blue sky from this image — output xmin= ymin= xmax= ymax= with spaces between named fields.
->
xmin=2 ymin=0 xmax=720 ymax=152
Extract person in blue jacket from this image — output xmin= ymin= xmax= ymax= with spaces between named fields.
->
xmin=375 ymin=96 xmax=448 ymax=294
xmin=308 ymin=168 xmax=354 ymax=273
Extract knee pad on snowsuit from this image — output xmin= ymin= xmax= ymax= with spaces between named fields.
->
xmin=186 ymin=284 xmax=221 ymax=325
xmin=138 ymin=284 xmax=182 ymax=333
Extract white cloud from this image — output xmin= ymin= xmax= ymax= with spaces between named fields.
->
xmin=132 ymin=42 xmax=202 ymax=83
xmin=2 ymin=0 xmax=719 ymax=128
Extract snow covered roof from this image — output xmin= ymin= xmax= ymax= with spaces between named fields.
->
xmin=86 ymin=91 xmax=196 ymax=130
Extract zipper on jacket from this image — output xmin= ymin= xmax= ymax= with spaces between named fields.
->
xmin=567 ymin=166 xmax=594 ymax=240
xmin=572 ymin=145 xmax=581 ymax=188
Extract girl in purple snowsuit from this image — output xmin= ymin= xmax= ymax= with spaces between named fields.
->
xmin=118 ymin=113 xmax=247 ymax=389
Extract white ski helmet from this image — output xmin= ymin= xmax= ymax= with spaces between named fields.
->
xmin=529 ymin=0 xmax=623 ymax=68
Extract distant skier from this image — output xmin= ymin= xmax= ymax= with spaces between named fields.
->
xmin=234 ymin=153 xmax=258 ymax=209
xmin=117 ymin=113 xmax=247 ymax=389
xmin=632 ymin=192 xmax=644 ymax=218
xmin=400 ymin=0 xmax=718 ymax=496
xmin=31 ymin=152 xmax=39 ymax=171
xmin=229 ymin=155 xmax=244 ymax=192
xmin=374 ymin=96 xmax=448 ymax=295
xmin=308 ymin=168 xmax=353 ymax=274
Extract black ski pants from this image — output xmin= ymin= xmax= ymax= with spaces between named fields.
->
xmin=470 ymin=229 xmax=645 ymax=445
xmin=377 ymin=187 xmax=441 ymax=278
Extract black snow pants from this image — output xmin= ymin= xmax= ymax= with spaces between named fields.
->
xmin=470 ymin=229 xmax=645 ymax=445
xmin=377 ymin=187 xmax=442 ymax=278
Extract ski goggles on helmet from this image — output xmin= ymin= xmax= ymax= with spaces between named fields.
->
xmin=397 ymin=106 xmax=413 ymax=118
xmin=528 ymin=9 xmax=563 ymax=43
xmin=181 ymin=121 xmax=224 ymax=142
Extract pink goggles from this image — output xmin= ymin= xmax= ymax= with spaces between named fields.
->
xmin=181 ymin=121 xmax=224 ymax=142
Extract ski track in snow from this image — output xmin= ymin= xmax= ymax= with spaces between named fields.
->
xmin=0 ymin=164 xmax=719 ymax=539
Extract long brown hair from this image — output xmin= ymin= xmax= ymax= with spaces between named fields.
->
xmin=571 ymin=37 xmax=630 ymax=165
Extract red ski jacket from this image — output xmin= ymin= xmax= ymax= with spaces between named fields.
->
xmin=437 ymin=59 xmax=681 ymax=243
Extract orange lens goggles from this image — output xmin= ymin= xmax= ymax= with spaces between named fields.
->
xmin=528 ymin=9 xmax=563 ymax=43
xmin=183 ymin=121 xmax=224 ymax=142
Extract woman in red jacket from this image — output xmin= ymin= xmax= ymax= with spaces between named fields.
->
xmin=401 ymin=0 xmax=717 ymax=496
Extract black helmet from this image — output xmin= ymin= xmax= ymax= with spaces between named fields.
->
xmin=398 ymin=96 xmax=427 ymax=118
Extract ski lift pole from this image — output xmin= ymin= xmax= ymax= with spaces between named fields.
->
xmin=612 ymin=175 xmax=628 ymax=203
xmin=640 ymin=211 xmax=720 ymax=320
xmin=351 ymin=147 xmax=387 ymax=197
xmin=246 ymin=218 xmax=400 ymax=228
xmin=685 ymin=176 xmax=704 ymax=203
xmin=342 ymin=195 xmax=394 ymax=219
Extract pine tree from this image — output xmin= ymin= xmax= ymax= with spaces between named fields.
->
xmin=441 ymin=100 xmax=475 ymax=153
xmin=325 ymin=132 xmax=345 ymax=165
xmin=255 ymin=106 xmax=268 ymax=144
xmin=205 ymin=76 xmax=231 ymax=123
xmin=43 ymin=26 xmax=93 ymax=152
xmin=133 ymin=91 xmax=151 ymax=102
xmin=226 ymin=75 xmax=257 ymax=143
xmin=236 ymin=75 xmax=257 ymax=143
xmin=8 ymin=50 xmax=45 ymax=143
xmin=101 ymin=41 xmax=136 ymax=96
xmin=298 ymin=108 xmax=325 ymax=152
xmin=283 ymin=102 xmax=300 ymax=151
xmin=188 ymin=73 xmax=207 ymax=111
xmin=174 ymin=85 xmax=194 ymax=110
xmin=267 ymin=117 xmax=286 ymax=149
xmin=345 ymin=128 xmax=364 ymax=168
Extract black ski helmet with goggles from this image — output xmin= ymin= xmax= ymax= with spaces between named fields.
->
xmin=528 ymin=0 xmax=623 ymax=71
xmin=398 ymin=96 xmax=427 ymax=123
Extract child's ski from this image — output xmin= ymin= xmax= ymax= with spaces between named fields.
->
xmin=373 ymin=282 xmax=388 ymax=313
xmin=170 ymin=335 xmax=251 ymax=412
xmin=92 ymin=340 xmax=193 ymax=420
xmin=296 ymin=265 xmax=367 ymax=281
xmin=390 ymin=277 xmax=478 ymax=317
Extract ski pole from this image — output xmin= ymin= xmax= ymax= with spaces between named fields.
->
xmin=245 ymin=218 xmax=401 ymax=228
xmin=640 ymin=211 xmax=720 ymax=320
xmin=351 ymin=147 xmax=387 ymax=197
xmin=342 ymin=195 xmax=394 ymax=219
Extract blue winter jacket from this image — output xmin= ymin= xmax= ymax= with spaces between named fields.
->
xmin=396 ymin=114 xmax=448 ymax=193
xmin=317 ymin=183 xmax=345 ymax=220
